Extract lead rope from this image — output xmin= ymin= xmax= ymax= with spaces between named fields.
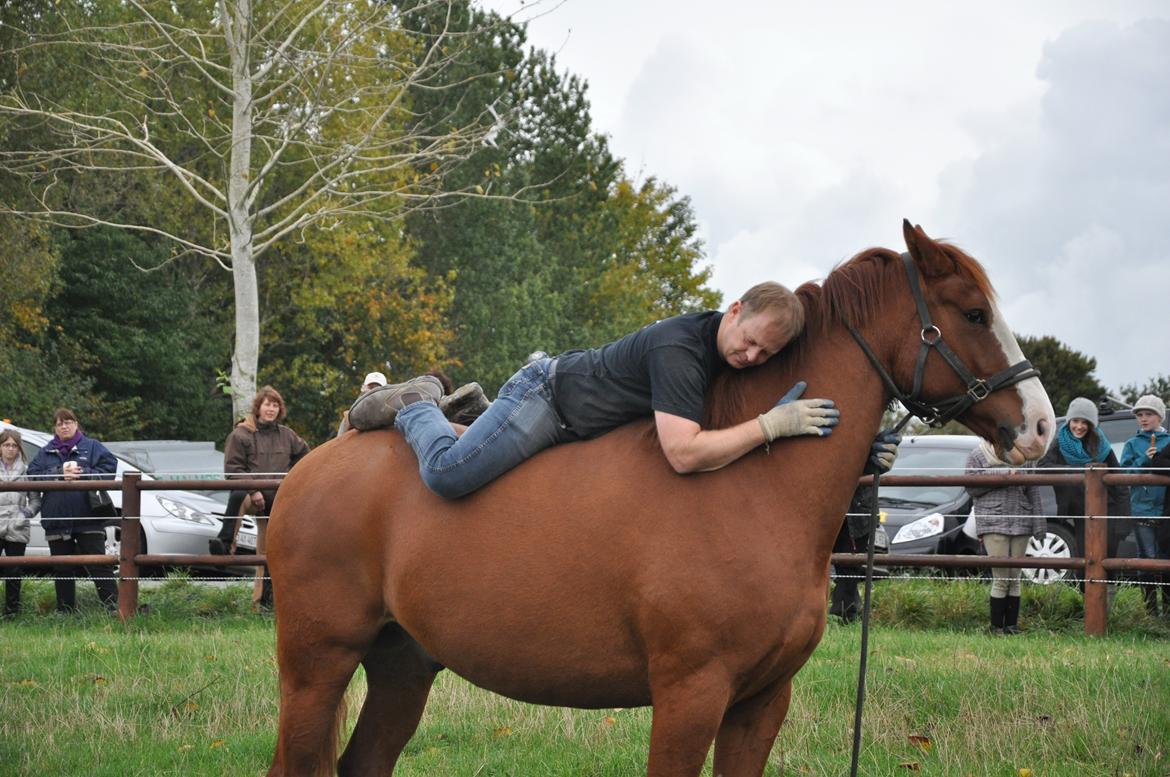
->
xmin=849 ymin=418 xmax=911 ymax=777
xmin=847 ymin=467 xmax=880 ymax=777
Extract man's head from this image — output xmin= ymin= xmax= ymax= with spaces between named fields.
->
xmin=362 ymin=371 xmax=388 ymax=393
xmin=716 ymin=282 xmax=804 ymax=369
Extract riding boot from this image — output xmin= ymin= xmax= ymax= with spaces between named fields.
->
xmin=1003 ymin=595 xmax=1021 ymax=635
xmin=989 ymin=596 xmax=1006 ymax=634
xmin=830 ymin=580 xmax=861 ymax=623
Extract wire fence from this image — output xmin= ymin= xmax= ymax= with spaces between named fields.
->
xmin=2 ymin=466 xmax=1170 ymax=631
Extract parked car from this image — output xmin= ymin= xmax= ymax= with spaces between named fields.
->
xmin=1 ymin=422 xmax=257 ymax=565
xmin=881 ymin=435 xmax=982 ymax=568
xmin=883 ymin=417 xmax=1148 ymax=584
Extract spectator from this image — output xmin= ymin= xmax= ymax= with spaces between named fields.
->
xmin=1 ymin=429 xmax=40 ymax=617
xmin=1149 ymin=440 xmax=1170 ymax=619
xmin=26 ymin=409 xmax=119 ymax=612
xmin=1120 ymin=394 xmax=1170 ymax=617
xmin=1037 ymin=397 xmax=1131 ymax=598
xmin=829 ymin=484 xmax=875 ymax=623
xmin=966 ymin=440 xmax=1046 ymax=635
xmin=337 ymin=371 xmax=389 ymax=437
xmin=217 ymin=386 xmax=310 ymax=609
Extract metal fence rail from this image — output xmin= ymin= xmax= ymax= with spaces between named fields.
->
xmin=2 ymin=466 xmax=1169 ymax=632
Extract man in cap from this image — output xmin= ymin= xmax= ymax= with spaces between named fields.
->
xmin=337 ymin=371 xmax=389 ymax=437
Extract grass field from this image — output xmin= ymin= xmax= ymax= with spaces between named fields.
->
xmin=0 ymin=576 xmax=1167 ymax=776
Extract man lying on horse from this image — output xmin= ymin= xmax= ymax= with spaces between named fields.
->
xmin=347 ymin=281 xmax=897 ymax=498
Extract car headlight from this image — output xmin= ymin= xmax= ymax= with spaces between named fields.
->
xmin=892 ymin=512 xmax=945 ymax=544
xmin=156 ymin=496 xmax=218 ymax=526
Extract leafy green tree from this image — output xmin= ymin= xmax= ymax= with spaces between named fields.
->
xmin=257 ymin=218 xmax=454 ymax=444
xmin=1 ymin=0 xmax=509 ymax=419
xmin=42 ymin=228 xmax=230 ymax=440
xmin=1016 ymin=334 xmax=1107 ymax=415
xmin=1119 ymin=375 xmax=1170 ymax=408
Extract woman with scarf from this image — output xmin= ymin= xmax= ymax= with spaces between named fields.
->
xmin=26 ymin=409 xmax=119 ymax=612
xmin=1 ymin=428 xmax=41 ymax=616
xmin=1038 ymin=398 xmax=1131 ymax=602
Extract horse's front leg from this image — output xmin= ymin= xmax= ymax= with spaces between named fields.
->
xmin=645 ymin=667 xmax=732 ymax=777
xmin=711 ymin=678 xmax=792 ymax=777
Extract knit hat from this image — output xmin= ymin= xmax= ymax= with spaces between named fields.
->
xmin=1132 ymin=394 xmax=1166 ymax=421
xmin=1064 ymin=397 xmax=1098 ymax=427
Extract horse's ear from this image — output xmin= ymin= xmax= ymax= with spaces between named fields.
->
xmin=902 ymin=219 xmax=949 ymax=277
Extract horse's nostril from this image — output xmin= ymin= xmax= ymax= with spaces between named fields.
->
xmin=1037 ymin=418 xmax=1048 ymax=439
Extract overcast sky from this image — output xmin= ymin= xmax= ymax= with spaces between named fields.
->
xmin=480 ymin=0 xmax=1170 ymax=395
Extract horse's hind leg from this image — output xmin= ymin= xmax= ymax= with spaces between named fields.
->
xmin=338 ymin=623 xmax=439 ymax=777
xmin=711 ymin=679 xmax=793 ymax=777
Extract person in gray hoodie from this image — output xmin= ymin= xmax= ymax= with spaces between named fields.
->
xmin=966 ymin=440 xmax=1047 ymax=634
xmin=1 ymin=428 xmax=40 ymax=616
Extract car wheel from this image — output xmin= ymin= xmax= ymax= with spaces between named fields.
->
xmin=1023 ymin=522 xmax=1077 ymax=585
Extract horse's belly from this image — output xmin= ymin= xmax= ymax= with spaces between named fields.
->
xmin=413 ymin=621 xmax=653 ymax=709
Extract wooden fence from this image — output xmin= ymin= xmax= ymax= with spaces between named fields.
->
xmin=2 ymin=466 xmax=1169 ymax=634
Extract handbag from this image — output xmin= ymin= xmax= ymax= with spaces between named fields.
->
xmin=87 ymin=487 xmax=117 ymax=518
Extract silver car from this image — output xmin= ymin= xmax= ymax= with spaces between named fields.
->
xmin=3 ymin=422 xmax=257 ymax=561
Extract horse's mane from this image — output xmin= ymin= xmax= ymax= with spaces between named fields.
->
xmin=702 ymin=242 xmax=995 ymax=429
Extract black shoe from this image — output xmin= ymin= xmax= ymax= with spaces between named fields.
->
xmin=348 ymin=376 xmax=444 ymax=430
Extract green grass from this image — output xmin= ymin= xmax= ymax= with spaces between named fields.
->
xmin=1 ymin=576 xmax=1168 ymax=776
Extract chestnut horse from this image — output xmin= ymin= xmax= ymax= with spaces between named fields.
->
xmin=266 ymin=221 xmax=1054 ymax=777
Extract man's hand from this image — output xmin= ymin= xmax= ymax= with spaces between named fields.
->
xmin=757 ymin=381 xmax=839 ymax=442
xmin=866 ymin=432 xmax=901 ymax=474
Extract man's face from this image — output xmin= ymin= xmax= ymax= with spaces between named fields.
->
xmin=717 ymin=302 xmax=791 ymax=369
xmin=259 ymin=398 xmax=281 ymax=422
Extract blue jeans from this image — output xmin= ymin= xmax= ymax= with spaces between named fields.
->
xmin=1134 ymin=522 xmax=1166 ymax=560
xmin=395 ymin=358 xmax=577 ymax=498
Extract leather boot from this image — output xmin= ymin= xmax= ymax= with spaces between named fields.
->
xmin=989 ymin=596 xmax=1006 ymax=634
xmin=440 ymin=382 xmax=491 ymax=425
xmin=1003 ymin=595 xmax=1021 ymax=635
xmin=347 ymin=376 xmax=444 ymax=430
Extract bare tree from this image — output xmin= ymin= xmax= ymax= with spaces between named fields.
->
xmin=0 ymin=0 xmax=527 ymax=418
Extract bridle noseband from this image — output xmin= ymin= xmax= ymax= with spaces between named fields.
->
xmin=847 ymin=252 xmax=1040 ymax=430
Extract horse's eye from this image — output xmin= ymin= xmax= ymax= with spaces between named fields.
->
xmin=965 ymin=309 xmax=988 ymax=325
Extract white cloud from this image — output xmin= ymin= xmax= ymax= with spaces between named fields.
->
xmin=482 ymin=0 xmax=1170 ymax=391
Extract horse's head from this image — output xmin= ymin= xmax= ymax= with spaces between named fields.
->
xmin=828 ymin=221 xmax=1054 ymax=463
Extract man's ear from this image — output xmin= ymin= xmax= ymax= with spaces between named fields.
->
xmin=727 ymin=299 xmax=743 ymax=319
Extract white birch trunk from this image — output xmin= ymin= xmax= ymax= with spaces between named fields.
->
xmin=225 ymin=0 xmax=259 ymax=420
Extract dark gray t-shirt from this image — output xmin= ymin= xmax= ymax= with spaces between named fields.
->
xmin=551 ymin=311 xmax=724 ymax=439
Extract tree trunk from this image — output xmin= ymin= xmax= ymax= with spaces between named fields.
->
xmin=225 ymin=0 xmax=258 ymax=420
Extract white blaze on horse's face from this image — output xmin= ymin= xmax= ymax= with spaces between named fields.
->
xmin=989 ymin=301 xmax=1055 ymax=464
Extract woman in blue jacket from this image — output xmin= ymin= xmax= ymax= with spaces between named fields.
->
xmin=27 ymin=408 xmax=119 ymax=612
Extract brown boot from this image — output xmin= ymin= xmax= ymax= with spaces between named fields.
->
xmin=440 ymin=382 xmax=491 ymax=425
xmin=348 ymin=376 xmax=444 ymax=430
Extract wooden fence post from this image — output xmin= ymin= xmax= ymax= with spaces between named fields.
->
xmin=117 ymin=472 xmax=142 ymax=622
xmin=1083 ymin=465 xmax=1108 ymax=636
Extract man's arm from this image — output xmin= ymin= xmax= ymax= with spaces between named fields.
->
xmin=654 ymin=411 xmax=767 ymax=474
xmin=654 ymin=380 xmax=839 ymax=474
